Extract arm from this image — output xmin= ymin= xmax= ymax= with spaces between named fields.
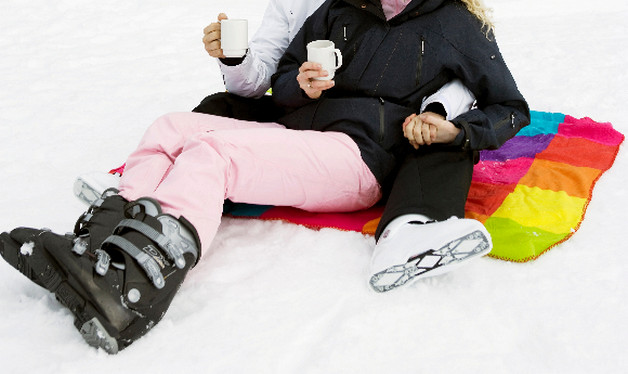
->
xmin=420 ymin=79 xmax=475 ymax=120
xmin=208 ymin=0 xmax=328 ymax=98
xmin=202 ymin=1 xmax=300 ymax=98
xmin=447 ymin=22 xmax=530 ymax=151
xmin=271 ymin=3 xmax=331 ymax=108
xmin=405 ymin=40 xmax=529 ymax=152
xmin=217 ymin=0 xmax=289 ymax=98
xmin=405 ymin=79 xmax=476 ymax=149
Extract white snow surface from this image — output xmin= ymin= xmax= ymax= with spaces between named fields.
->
xmin=0 ymin=0 xmax=627 ymax=372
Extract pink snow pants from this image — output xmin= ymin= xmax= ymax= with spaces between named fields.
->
xmin=118 ymin=112 xmax=381 ymax=253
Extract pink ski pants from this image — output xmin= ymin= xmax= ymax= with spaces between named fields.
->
xmin=118 ymin=112 xmax=381 ymax=252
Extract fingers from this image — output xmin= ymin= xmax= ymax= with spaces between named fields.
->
xmin=402 ymin=114 xmax=417 ymax=131
xmin=403 ymin=114 xmax=417 ymax=147
xmin=403 ymin=114 xmax=437 ymax=149
xmin=203 ymin=14 xmax=228 ymax=58
xmin=418 ymin=113 xmax=459 ymax=144
xmin=203 ymin=30 xmax=223 ymax=57
xmin=298 ymin=62 xmax=329 ymax=78
xmin=419 ymin=118 xmax=432 ymax=146
xmin=411 ymin=118 xmax=427 ymax=148
xmin=297 ymin=62 xmax=335 ymax=99
xmin=417 ymin=113 xmax=438 ymax=145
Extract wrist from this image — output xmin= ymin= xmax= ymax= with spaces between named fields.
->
xmin=219 ymin=53 xmax=247 ymax=66
xmin=423 ymin=102 xmax=447 ymax=118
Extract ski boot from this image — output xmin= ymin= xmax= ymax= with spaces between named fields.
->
xmin=0 ymin=197 xmax=200 ymax=353
xmin=74 ymin=171 xmax=122 ymax=206
xmin=0 ymin=188 xmax=127 ymax=287
xmin=369 ymin=215 xmax=492 ymax=292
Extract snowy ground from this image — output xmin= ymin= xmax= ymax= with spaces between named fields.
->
xmin=0 ymin=0 xmax=626 ymax=373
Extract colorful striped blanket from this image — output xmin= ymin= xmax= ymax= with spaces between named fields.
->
xmin=227 ymin=111 xmax=624 ymax=262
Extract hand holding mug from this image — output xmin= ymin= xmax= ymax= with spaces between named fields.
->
xmin=297 ymin=62 xmax=335 ymax=99
xmin=297 ymin=40 xmax=343 ymax=99
xmin=203 ymin=13 xmax=228 ymax=58
xmin=203 ymin=14 xmax=248 ymax=59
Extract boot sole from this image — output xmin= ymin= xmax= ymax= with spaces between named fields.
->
xmin=0 ymin=233 xmax=120 ymax=353
xmin=73 ymin=178 xmax=102 ymax=206
xmin=369 ymin=230 xmax=491 ymax=292
xmin=80 ymin=317 xmax=119 ymax=354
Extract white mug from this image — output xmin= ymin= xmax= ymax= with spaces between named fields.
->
xmin=221 ymin=19 xmax=248 ymax=58
xmin=307 ymin=40 xmax=343 ymax=80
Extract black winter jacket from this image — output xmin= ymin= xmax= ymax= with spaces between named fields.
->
xmin=271 ymin=0 xmax=530 ymax=183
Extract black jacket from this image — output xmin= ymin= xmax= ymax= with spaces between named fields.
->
xmin=271 ymin=0 xmax=530 ymax=183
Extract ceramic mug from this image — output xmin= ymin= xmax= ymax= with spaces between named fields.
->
xmin=307 ymin=40 xmax=343 ymax=80
xmin=221 ymin=19 xmax=248 ymax=58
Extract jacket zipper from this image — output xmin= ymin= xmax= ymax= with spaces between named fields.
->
xmin=415 ymin=36 xmax=425 ymax=86
xmin=495 ymin=112 xmax=516 ymax=131
xmin=378 ymin=97 xmax=386 ymax=144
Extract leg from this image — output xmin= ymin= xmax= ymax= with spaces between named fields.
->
xmin=74 ymin=93 xmax=283 ymax=206
xmin=1 ymin=197 xmax=200 ymax=353
xmin=376 ymin=147 xmax=475 ymax=239
xmin=192 ymin=92 xmax=284 ymax=122
xmin=369 ymin=148 xmax=492 ymax=292
xmin=118 ymin=112 xmax=279 ymax=200
xmin=124 ymin=125 xmax=381 ymax=251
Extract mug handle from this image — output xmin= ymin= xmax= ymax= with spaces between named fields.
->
xmin=334 ymin=48 xmax=343 ymax=69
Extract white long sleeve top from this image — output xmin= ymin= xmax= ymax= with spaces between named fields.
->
xmin=218 ymin=0 xmax=326 ymax=98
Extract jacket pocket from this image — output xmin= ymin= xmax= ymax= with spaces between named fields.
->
xmin=494 ymin=112 xmax=515 ymax=131
xmin=415 ymin=36 xmax=426 ymax=86
xmin=378 ymin=97 xmax=386 ymax=144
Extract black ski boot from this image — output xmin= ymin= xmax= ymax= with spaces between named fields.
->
xmin=0 ymin=188 xmax=127 ymax=288
xmin=71 ymin=188 xmax=128 ymax=256
xmin=0 ymin=197 xmax=200 ymax=353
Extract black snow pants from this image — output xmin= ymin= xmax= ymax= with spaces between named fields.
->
xmin=192 ymin=92 xmax=284 ymax=122
xmin=374 ymin=147 xmax=477 ymax=240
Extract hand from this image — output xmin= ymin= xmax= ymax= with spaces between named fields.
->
xmin=296 ymin=62 xmax=335 ymax=99
xmin=403 ymin=112 xmax=460 ymax=149
xmin=403 ymin=113 xmax=437 ymax=149
xmin=203 ymin=13 xmax=228 ymax=58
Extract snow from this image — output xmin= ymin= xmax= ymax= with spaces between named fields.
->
xmin=0 ymin=0 xmax=627 ymax=372
xmin=19 ymin=242 xmax=34 ymax=257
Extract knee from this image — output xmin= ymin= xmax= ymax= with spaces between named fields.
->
xmin=192 ymin=92 xmax=231 ymax=115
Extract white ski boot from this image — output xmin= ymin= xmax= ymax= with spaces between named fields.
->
xmin=369 ymin=215 xmax=492 ymax=292
xmin=74 ymin=171 xmax=121 ymax=205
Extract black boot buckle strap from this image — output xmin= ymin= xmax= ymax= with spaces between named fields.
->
xmin=94 ymin=249 xmax=111 ymax=276
xmin=102 ymin=235 xmax=166 ymax=289
xmin=115 ymin=217 xmax=198 ymax=269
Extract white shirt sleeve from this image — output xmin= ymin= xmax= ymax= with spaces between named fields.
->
xmin=216 ymin=0 xmax=326 ymax=98
xmin=420 ymin=79 xmax=476 ymax=120
xmin=218 ymin=0 xmax=289 ymax=98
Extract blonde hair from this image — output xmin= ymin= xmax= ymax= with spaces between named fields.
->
xmin=459 ymin=0 xmax=495 ymax=37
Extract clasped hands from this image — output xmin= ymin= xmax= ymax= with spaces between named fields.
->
xmin=403 ymin=112 xmax=461 ymax=149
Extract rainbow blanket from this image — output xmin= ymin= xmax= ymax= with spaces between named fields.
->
xmin=227 ymin=111 xmax=624 ymax=262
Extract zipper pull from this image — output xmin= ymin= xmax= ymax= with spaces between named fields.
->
xmin=343 ymin=25 xmax=348 ymax=41
xmin=510 ymin=112 xmax=516 ymax=128
xmin=420 ymin=37 xmax=425 ymax=56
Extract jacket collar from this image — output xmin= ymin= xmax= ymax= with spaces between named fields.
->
xmin=341 ymin=0 xmax=447 ymax=22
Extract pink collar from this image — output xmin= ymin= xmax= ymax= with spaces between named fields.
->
xmin=380 ymin=0 xmax=411 ymax=20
